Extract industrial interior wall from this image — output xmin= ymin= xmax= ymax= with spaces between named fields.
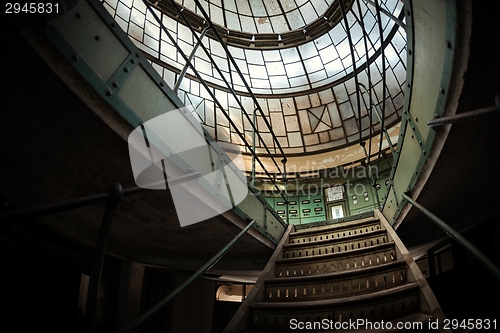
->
xmin=260 ymin=158 xmax=393 ymax=224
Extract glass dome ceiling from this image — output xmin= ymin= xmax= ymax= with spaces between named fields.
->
xmin=101 ymin=0 xmax=406 ymax=156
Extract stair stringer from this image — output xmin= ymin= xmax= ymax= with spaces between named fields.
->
xmin=374 ymin=209 xmax=446 ymax=331
xmin=223 ymin=224 xmax=295 ymax=333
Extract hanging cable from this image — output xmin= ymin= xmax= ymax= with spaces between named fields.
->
xmin=339 ymin=0 xmax=363 ymax=145
xmin=374 ymin=0 xmax=387 ymax=173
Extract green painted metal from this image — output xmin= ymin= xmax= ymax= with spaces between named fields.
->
xmin=51 ymin=1 xmax=130 ymax=83
xmin=402 ymin=193 xmax=500 ymax=283
xmin=299 ymin=194 xmax=326 ymax=221
xmin=346 ymin=180 xmax=375 ymax=214
xmin=118 ymin=66 xmax=178 ymax=122
xmin=267 ymin=193 xmax=327 ymax=225
xmin=345 ymin=173 xmax=389 ymax=216
xmin=260 ymin=163 xmax=396 ymax=225
xmin=294 ymin=211 xmax=376 ymax=230
xmin=106 ymin=53 xmax=141 ymax=95
xmin=382 ymin=0 xmax=456 ymax=225
xmin=392 ymin=129 xmax=422 ymax=201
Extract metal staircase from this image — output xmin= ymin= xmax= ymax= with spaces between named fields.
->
xmin=224 ymin=210 xmax=445 ymax=332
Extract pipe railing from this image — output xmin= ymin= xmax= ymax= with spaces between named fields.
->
xmin=401 ymin=193 xmax=500 ymax=283
xmin=339 ymin=0 xmax=363 ymax=145
xmin=373 ymin=0 xmax=388 ymax=174
xmin=359 ymin=141 xmax=383 ymax=210
xmin=339 ymin=0 xmax=400 ymax=211
xmin=173 ymin=25 xmax=212 ymax=93
xmin=358 ymin=82 xmax=397 ymax=156
xmin=119 ymin=219 xmax=257 ymax=333
xmin=0 ymin=173 xmax=200 ymax=333
xmin=0 ymin=174 xmax=264 ymax=332
xmin=363 ymin=0 xmax=406 ymax=29
xmin=427 ymin=93 xmax=500 ymax=127
xmin=163 ymin=0 xmax=288 ymax=163
xmin=142 ymin=0 xmax=289 ymax=214
xmin=0 ymin=172 xmax=200 ymax=222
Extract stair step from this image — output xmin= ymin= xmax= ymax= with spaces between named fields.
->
xmin=265 ymin=260 xmax=407 ymax=302
xmin=290 ymin=217 xmax=381 ymax=240
xmin=250 ymin=283 xmax=420 ymax=331
xmin=276 ymin=242 xmax=397 ymax=277
xmin=283 ymin=229 xmax=389 ymax=259
xmin=224 ymin=211 xmax=445 ymax=333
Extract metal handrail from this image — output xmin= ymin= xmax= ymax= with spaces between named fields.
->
xmin=358 ymin=82 xmax=396 ymax=156
xmin=0 ymin=173 xmax=197 ymax=333
xmin=142 ymin=0 xmax=289 ymax=211
xmin=165 ymin=0 xmax=287 ymax=186
xmin=339 ymin=0 xmax=363 ymax=145
xmin=190 ymin=0 xmax=287 ymax=159
xmin=363 ymin=0 xmax=406 ymax=29
xmin=373 ymin=0 xmax=388 ymax=174
xmin=427 ymin=93 xmax=500 ymax=127
xmin=354 ymin=0 xmax=375 ymax=162
xmin=341 ymin=0 xmax=401 ymax=210
xmin=0 ymin=172 xmax=201 ymax=222
xmin=119 ymin=219 xmax=258 ymax=333
xmin=0 ymin=174 xmax=262 ymax=333
xmin=402 ymin=193 xmax=500 ymax=283
xmin=173 ymin=25 xmax=212 ymax=93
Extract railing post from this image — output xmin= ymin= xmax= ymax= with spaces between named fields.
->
xmin=363 ymin=0 xmax=406 ymax=29
xmin=427 ymin=93 xmax=499 ymax=127
xmin=85 ymin=183 xmax=123 ymax=333
xmin=358 ymin=83 xmax=396 ymax=156
xmin=144 ymin=0 xmax=288 ymax=205
xmin=402 ymin=192 xmax=500 ymax=283
xmin=360 ymin=141 xmax=382 ymax=209
xmin=282 ymin=158 xmax=288 ymax=225
xmin=251 ymin=108 xmax=257 ymax=187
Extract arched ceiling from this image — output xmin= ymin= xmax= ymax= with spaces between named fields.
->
xmin=101 ymin=0 xmax=406 ymax=157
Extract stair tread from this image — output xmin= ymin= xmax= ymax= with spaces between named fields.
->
xmin=225 ymin=213 xmax=443 ymax=333
xmin=267 ymin=259 xmax=406 ymax=284
xmin=285 ymin=229 xmax=387 ymax=249
xmin=277 ymin=242 xmax=396 ymax=264
xmin=251 ymin=283 xmax=419 ymax=310
xmin=290 ymin=217 xmax=380 ymax=237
